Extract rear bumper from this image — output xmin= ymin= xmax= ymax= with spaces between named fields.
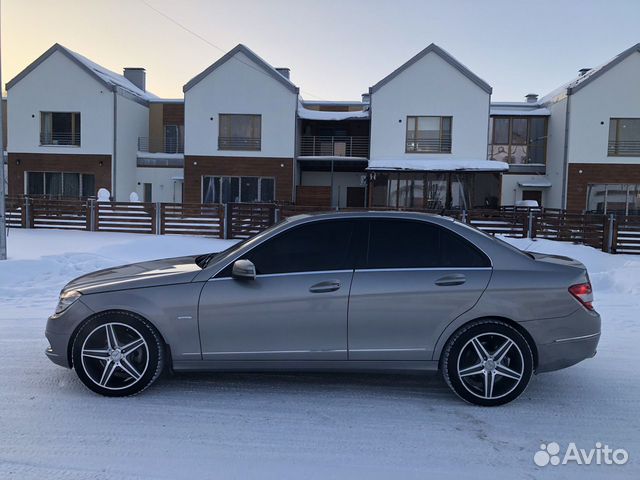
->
xmin=536 ymin=332 xmax=599 ymax=373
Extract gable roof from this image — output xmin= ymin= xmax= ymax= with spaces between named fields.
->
xmin=370 ymin=43 xmax=492 ymax=94
xmin=540 ymin=43 xmax=640 ymax=104
xmin=183 ymin=44 xmax=299 ymax=94
xmin=5 ymin=43 xmax=157 ymax=102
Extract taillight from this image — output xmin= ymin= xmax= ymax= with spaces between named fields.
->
xmin=569 ymin=282 xmax=594 ymax=310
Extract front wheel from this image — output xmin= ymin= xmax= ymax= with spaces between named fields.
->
xmin=72 ymin=312 xmax=164 ymax=397
xmin=442 ymin=320 xmax=534 ymax=406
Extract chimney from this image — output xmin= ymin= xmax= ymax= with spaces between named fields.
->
xmin=361 ymin=93 xmax=370 ymax=104
xmin=123 ymin=67 xmax=146 ymax=91
xmin=578 ymin=68 xmax=592 ymax=77
xmin=275 ymin=67 xmax=290 ymax=80
xmin=525 ymin=93 xmax=538 ymax=103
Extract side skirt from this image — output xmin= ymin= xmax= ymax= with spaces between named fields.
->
xmin=172 ymin=360 xmax=439 ymax=374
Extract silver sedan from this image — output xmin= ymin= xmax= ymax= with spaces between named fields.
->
xmin=45 ymin=212 xmax=601 ymax=406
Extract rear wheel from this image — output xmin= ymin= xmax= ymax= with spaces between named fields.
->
xmin=72 ymin=312 xmax=164 ymax=397
xmin=442 ymin=320 xmax=533 ymax=406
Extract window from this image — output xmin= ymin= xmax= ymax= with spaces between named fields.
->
xmin=366 ymin=219 xmax=490 ymax=269
xmin=40 ymin=112 xmax=81 ymax=146
xmin=608 ymin=118 xmax=640 ymax=156
xmin=243 ymin=220 xmax=356 ymax=275
xmin=489 ymin=116 xmax=547 ymax=164
xmin=143 ymin=183 xmax=153 ymax=203
xmin=164 ymin=125 xmax=181 ymax=153
xmin=218 ymin=114 xmax=261 ymax=151
xmin=406 ymin=116 xmax=452 ymax=153
xmin=202 ymin=176 xmax=275 ymax=204
xmin=26 ymin=172 xmax=95 ymax=198
xmin=587 ymin=183 xmax=640 ymax=215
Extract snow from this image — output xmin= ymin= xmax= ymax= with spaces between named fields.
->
xmin=0 ymin=230 xmax=639 ymax=479
xmin=136 ymin=151 xmax=185 ymax=160
xmin=367 ymin=159 xmax=509 ymax=172
xmin=490 ymin=106 xmax=550 ymax=116
xmin=297 ymin=102 xmax=369 ymax=121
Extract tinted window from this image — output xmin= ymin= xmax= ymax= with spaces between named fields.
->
xmin=366 ymin=220 xmax=489 ymax=269
xmin=244 ymin=220 xmax=356 ymax=275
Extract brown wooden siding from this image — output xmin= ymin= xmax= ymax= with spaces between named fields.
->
xmin=567 ymin=163 xmax=640 ymax=211
xmin=296 ymin=186 xmax=331 ymax=206
xmin=163 ymin=103 xmax=184 ymax=125
xmin=7 ymin=152 xmax=111 ymax=197
xmin=183 ymin=156 xmax=294 ymax=203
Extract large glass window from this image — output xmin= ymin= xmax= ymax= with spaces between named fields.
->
xmin=26 ymin=172 xmax=95 ymax=198
xmin=203 ymin=176 xmax=275 ymax=204
xmin=489 ymin=116 xmax=547 ymax=165
xmin=366 ymin=220 xmax=490 ymax=269
xmin=218 ymin=114 xmax=261 ymax=151
xmin=244 ymin=220 xmax=356 ymax=274
xmin=406 ymin=116 xmax=452 ymax=153
xmin=40 ymin=112 xmax=81 ymax=146
xmin=587 ymin=183 xmax=640 ymax=215
xmin=608 ymin=118 xmax=640 ymax=156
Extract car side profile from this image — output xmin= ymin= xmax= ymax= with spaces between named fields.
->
xmin=45 ymin=212 xmax=601 ymax=406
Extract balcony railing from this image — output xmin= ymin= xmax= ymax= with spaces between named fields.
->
xmin=608 ymin=140 xmax=640 ymax=157
xmin=218 ymin=136 xmax=261 ymax=151
xmin=405 ymin=136 xmax=452 ymax=153
xmin=40 ymin=132 xmax=80 ymax=147
xmin=488 ymin=144 xmax=546 ymax=165
xmin=299 ymin=136 xmax=369 ymax=158
xmin=138 ymin=136 xmax=184 ymax=154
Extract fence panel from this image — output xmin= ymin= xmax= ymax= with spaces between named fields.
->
xmin=4 ymin=197 xmax=25 ymax=228
xmin=614 ymin=215 xmax=640 ymax=254
xmin=160 ymin=203 xmax=224 ymax=237
xmin=227 ymin=203 xmax=276 ymax=239
xmin=467 ymin=210 xmax=528 ymax=237
xmin=96 ymin=202 xmax=156 ymax=234
xmin=534 ymin=211 xmax=606 ymax=249
xmin=30 ymin=198 xmax=88 ymax=230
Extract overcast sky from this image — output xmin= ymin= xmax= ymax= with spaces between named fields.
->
xmin=3 ymin=0 xmax=640 ymax=101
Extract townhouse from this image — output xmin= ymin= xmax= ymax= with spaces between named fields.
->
xmin=5 ymin=42 xmax=640 ymax=214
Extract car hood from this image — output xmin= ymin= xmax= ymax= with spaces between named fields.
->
xmin=63 ymin=255 xmax=204 ymax=294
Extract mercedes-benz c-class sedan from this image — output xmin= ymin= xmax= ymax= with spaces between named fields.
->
xmin=45 ymin=212 xmax=600 ymax=406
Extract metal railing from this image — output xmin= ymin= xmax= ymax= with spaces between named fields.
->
xmin=608 ymin=140 xmax=640 ymax=157
xmin=299 ymin=136 xmax=369 ymax=158
xmin=405 ymin=136 xmax=452 ymax=153
xmin=40 ymin=132 xmax=80 ymax=147
xmin=218 ymin=136 xmax=261 ymax=151
xmin=137 ymin=136 xmax=184 ymax=154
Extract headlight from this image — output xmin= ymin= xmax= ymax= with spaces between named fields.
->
xmin=55 ymin=290 xmax=82 ymax=315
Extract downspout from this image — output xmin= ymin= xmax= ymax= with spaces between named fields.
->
xmin=112 ymin=89 xmax=118 ymax=200
xmin=560 ymin=93 xmax=571 ymax=210
xmin=292 ymin=95 xmax=298 ymax=203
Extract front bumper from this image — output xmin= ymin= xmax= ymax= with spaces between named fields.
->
xmin=44 ymin=299 xmax=95 ymax=369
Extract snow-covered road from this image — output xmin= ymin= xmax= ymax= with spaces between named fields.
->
xmin=0 ymin=230 xmax=638 ymax=479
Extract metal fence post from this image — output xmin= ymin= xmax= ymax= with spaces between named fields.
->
xmin=527 ymin=210 xmax=534 ymax=239
xmin=274 ymin=207 xmax=281 ymax=224
xmin=606 ymin=213 xmax=616 ymax=253
xmin=24 ymin=196 xmax=31 ymax=229
xmin=461 ymin=209 xmax=467 ymax=224
xmin=223 ymin=203 xmax=229 ymax=239
xmin=155 ymin=202 xmax=162 ymax=235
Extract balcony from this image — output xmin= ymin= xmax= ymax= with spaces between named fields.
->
xmin=138 ymin=136 xmax=184 ymax=154
xmin=405 ymin=136 xmax=452 ymax=154
xmin=608 ymin=140 xmax=640 ymax=157
xmin=40 ymin=132 xmax=80 ymax=147
xmin=218 ymin=136 xmax=261 ymax=151
xmin=299 ymin=136 xmax=369 ymax=158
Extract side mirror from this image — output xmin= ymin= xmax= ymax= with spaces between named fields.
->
xmin=232 ymin=259 xmax=256 ymax=280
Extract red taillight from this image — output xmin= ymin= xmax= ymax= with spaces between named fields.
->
xmin=569 ymin=283 xmax=594 ymax=310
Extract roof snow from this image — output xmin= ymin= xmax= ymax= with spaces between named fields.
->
xmin=490 ymin=103 xmax=550 ymax=116
xmin=297 ymin=102 xmax=369 ymax=121
xmin=367 ymin=159 xmax=509 ymax=172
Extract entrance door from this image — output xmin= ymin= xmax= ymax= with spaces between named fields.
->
xmin=346 ymin=187 xmax=366 ymax=207
xmin=522 ymin=190 xmax=542 ymax=206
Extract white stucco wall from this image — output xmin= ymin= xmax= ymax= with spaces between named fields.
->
xmin=135 ymin=167 xmax=184 ymax=203
xmin=7 ymin=50 xmax=114 ymax=155
xmin=184 ymin=51 xmax=297 ymax=158
xmin=500 ymin=174 xmax=551 ymax=206
xmin=369 ymin=52 xmax=490 ymax=163
xmin=115 ymin=94 xmax=148 ymax=201
xmin=568 ymin=52 xmax=640 ymax=166
xmin=543 ymin=98 xmax=568 ymax=208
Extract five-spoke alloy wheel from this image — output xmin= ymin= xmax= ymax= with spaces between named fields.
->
xmin=442 ymin=320 xmax=533 ymax=406
xmin=72 ymin=312 xmax=164 ymax=396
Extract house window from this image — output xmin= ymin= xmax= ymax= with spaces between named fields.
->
xmin=26 ymin=172 xmax=95 ymax=198
xmin=489 ymin=116 xmax=547 ymax=164
xmin=40 ymin=112 xmax=81 ymax=146
xmin=608 ymin=118 xmax=640 ymax=156
xmin=586 ymin=183 xmax=640 ymax=215
xmin=164 ymin=125 xmax=180 ymax=153
xmin=405 ymin=116 xmax=452 ymax=153
xmin=202 ymin=176 xmax=275 ymax=204
xmin=218 ymin=114 xmax=261 ymax=151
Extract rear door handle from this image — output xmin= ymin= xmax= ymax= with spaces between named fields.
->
xmin=435 ymin=274 xmax=466 ymax=286
xmin=309 ymin=280 xmax=341 ymax=293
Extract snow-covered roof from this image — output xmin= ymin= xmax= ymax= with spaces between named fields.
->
xmin=539 ymin=43 xmax=640 ymax=104
xmin=297 ymin=102 xmax=369 ymax=121
xmin=367 ymin=159 xmax=509 ymax=172
xmin=6 ymin=43 xmax=157 ymax=102
xmin=518 ymin=179 xmax=552 ymax=188
xmin=490 ymin=103 xmax=550 ymax=116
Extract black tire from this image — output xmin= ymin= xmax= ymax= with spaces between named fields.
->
xmin=441 ymin=320 xmax=533 ymax=406
xmin=72 ymin=311 xmax=164 ymax=397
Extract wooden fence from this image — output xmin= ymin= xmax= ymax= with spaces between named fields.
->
xmin=4 ymin=196 xmax=640 ymax=254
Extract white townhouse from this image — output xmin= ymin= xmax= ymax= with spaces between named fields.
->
xmin=367 ymin=44 xmax=505 ymax=210
xmin=5 ymin=44 xmax=154 ymax=201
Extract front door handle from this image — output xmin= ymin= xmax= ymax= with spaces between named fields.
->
xmin=309 ymin=280 xmax=341 ymax=293
xmin=435 ymin=274 xmax=466 ymax=286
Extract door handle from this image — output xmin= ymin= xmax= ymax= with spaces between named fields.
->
xmin=435 ymin=274 xmax=466 ymax=286
xmin=309 ymin=280 xmax=341 ymax=293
